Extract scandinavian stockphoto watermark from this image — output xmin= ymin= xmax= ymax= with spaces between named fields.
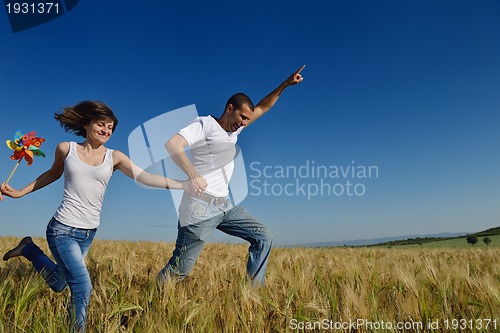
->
xmin=289 ymin=317 xmax=498 ymax=331
xmin=127 ymin=105 xmax=378 ymax=220
xmin=128 ymin=105 xmax=249 ymax=226
xmin=249 ymin=160 xmax=379 ymax=200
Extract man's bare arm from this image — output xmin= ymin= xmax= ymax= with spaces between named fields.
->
xmin=247 ymin=65 xmax=305 ymax=126
xmin=165 ymin=134 xmax=207 ymax=194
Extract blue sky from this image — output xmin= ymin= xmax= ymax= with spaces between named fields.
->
xmin=1 ymin=0 xmax=499 ymax=245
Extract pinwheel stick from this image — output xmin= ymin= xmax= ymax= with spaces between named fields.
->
xmin=4 ymin=159 xmax=22 ymax=186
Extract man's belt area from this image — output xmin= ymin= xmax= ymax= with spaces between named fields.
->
xmin=196 ymin=192 xmax=228 ymax=205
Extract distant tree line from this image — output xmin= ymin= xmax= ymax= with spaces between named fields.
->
xmin=368 ymin=226 xmax=499 ymax=247
xmin=466 ymin=236 xmax=493 ymax=246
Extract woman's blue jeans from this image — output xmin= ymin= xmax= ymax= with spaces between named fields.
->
xmin=158 ymin=194 xmax=273 ymax=286
xmin=21 ymin=218 xmax=96 ymax=333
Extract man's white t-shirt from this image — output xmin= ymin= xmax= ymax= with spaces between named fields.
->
xmin=178 ymin=116 xmax=244 ymax=197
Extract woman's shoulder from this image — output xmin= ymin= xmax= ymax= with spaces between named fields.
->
xmin=111 ymin=149 xmax=124 ymax=156
xmin=111 ymin=149 xmax=127 ymax=162
xmin=56 ymin=141 xmax=71 ymax=153
xmin=53 ymin=142 xmax=71 ymax=161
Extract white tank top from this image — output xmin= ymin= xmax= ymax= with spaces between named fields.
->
xmin=53 ymin=142 xmax=114 ymax=229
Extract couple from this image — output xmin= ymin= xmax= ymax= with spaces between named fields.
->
xmin=0 ymin=66 xmax=304 ymax=332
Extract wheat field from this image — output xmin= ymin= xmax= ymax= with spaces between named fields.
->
xmin=0 ymin=237 xmax=499 ymax=333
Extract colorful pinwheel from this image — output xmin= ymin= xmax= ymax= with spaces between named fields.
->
xmin=4 ymin=130 xmax=46 ymax=185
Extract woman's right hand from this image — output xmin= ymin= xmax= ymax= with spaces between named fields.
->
xmin=0 ymin=183 xmax=23 ymax=199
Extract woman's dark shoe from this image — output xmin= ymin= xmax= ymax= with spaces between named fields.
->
xmin=3 ymin=236 xmax=33 ymax=261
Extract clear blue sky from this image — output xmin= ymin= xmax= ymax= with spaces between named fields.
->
xmin=1 ymin=0 xmax=499 ymax=245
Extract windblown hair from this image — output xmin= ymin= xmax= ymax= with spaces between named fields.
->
xmin=225 ymin=93 xmax=255 ymax=112
xmin=54 ymin=100 xmax=119 ymax=137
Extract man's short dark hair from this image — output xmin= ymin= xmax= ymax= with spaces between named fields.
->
xmin=225 ymin=93 xmax=255 ymax=112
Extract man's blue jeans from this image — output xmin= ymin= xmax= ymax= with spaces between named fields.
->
xmin=21 ymin=218 xmax=96 ymax=333
xmin=158 ymin=194 xmax=273 ymax=285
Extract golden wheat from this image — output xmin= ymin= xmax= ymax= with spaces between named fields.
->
xmin=0 ymin=237 xmax=499 ymax=332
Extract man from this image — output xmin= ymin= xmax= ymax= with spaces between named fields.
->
xmin=158 ymin=66 xmax=304 ymax=285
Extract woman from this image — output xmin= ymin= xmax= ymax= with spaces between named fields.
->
xmin=1 ymin=100 xmax=184 ymax=332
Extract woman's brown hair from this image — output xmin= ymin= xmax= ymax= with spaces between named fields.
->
xmin=54 ymin=100 xmax=119 ymax=137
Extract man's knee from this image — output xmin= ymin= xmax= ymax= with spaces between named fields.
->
xmin=262 ymin=228 xmax=273 ymax=245
xmin=255 ymin=226 xmax=273 ymax=250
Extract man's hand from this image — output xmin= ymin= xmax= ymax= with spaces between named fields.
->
xmin=187 ymin=176 xmax=208 ymax=196
xmin=284 ymin=65 xmax=305 ymax=86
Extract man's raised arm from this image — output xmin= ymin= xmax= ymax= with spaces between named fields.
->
xmin=247 ymin=65 xmax=305 ymax=126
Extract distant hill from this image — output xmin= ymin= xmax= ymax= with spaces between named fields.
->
xmin=297 ymin=232 xmax=470 ymax=248
xmin=473 ymin=226 xmax=500 ymax=237
xmin=295 ymin=227 xmax=500 ymax=248
xmin=369 ymin=226 xmax=500 ymax=247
